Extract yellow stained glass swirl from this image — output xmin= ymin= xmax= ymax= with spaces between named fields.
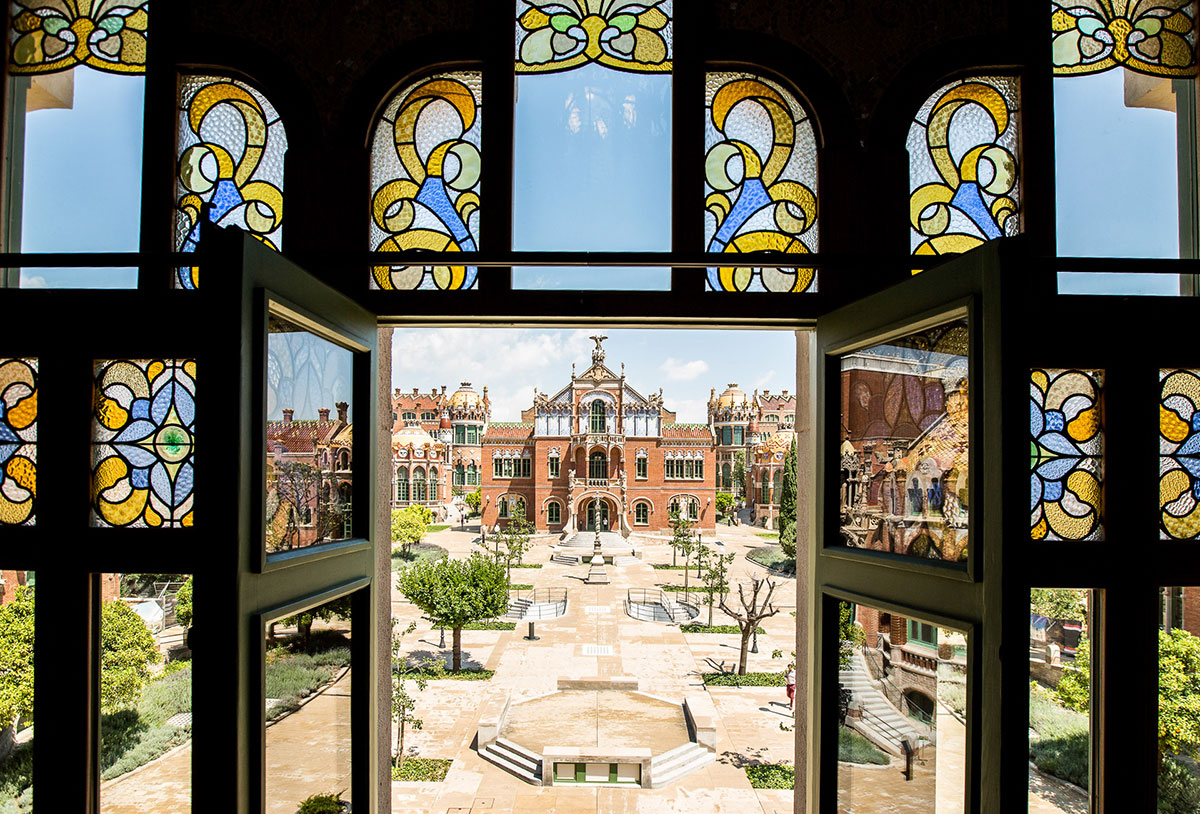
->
xmin=1052 ymin=0 xmax=1197 ymax=77
xmin=1161 ymin=369 xmax=1200 ymax=538
xmin=0 ymin=359 xmax=37 ymax=526
xmin=516 ymin=0 xmax=671 ymax=74
xmin=1030 ymin=369 xmax=1104 ymax=541
xmin=10 ymin=1 xmax=148 ymax=75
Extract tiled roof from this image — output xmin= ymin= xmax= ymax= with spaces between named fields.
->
xmin=484 ymin=422 xmax=534 ymax=439
xmin=393 ymin=393 xmax=446 ymax=411
xmin=267 ymin=420 xmax=339 ymax=454
xmin=663 ymin=424 xmax=713 ymax=439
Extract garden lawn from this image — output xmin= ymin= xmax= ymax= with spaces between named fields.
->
xmin=703 ymin=672 xmax=787 ymax=686
xmin=746 ymin=547 xmax=796 ymax=575
xmin=745 ymin=764 xmax=793 ymax=789
xmin=265 ymin=634 xmax=352 ymax=721
xmin=425 ymin=525 xmax=451 ymax=533
xmin=392 ymin=543 xmax=448 ymax=570
xmin=1028 ymin=685 xmax=1089 ymax=789
xmin=101 ymin=662 xmax=193 ymax=781
xmin=681 ymin=624 xmax=764 ymax=634
xmin=839 ymin=726 xmax=889 ymax=765
xmin=392 ymin=757 xmax=452 ymax=781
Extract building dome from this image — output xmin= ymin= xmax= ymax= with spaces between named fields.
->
xmin=716 ymin=383 xmax=746 ymax=408
xmin=761 ymin=428 xmax=796 ymax=456
xmin=392 ymin=421 xmax=437 ymax=447
xmin=447 ymin=381 xmax=485 ymax=410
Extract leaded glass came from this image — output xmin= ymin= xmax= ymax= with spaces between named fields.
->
xmin=1031 ymin=369 xmax=1104 ymax=541
xmin=9 ymin=1 xmax=148 ymax=75
xmin=0 ymin=359 xmax=36 ymax=526
xmin=1052 ymin=1 xmax=1198 ymax=77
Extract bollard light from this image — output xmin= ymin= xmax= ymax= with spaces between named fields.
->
xmin=525 ymin=621 xmax=539 ymax=641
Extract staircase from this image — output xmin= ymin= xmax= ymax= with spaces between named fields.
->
xmin=562 ymin=531 xmax=626 ymax=548
xmin=504 ymin=597 xmax=532 ymax=620
xmin=839 ymin=651 xmax=924 ymax=754
xmin=551 ymin=553 xmax=581 ymax=565
xmin=649 ymin=742 xmax=715 ymax=788
xmin=479 ymin=737 xmax=542 ymax=784
xmin=612 ymin=555 xmax=640 ymax=566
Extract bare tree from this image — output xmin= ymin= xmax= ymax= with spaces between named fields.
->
xmin=720 ymin=576 xmax=781 ymax=675
xmin=272 ymin=461 xmax=321 ymax=550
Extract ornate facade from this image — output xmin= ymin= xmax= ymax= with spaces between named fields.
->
xmin=391 ymin=381 xmax=490 ymax=502
xmin=391 ymin=421 xmax=449 ymax=516
xmin=481 ymin=337 xmax=716 ymax=536
xmin=707 ymin=383 xmax=796 ymax=494
xmin=265 ymin=402 xmax=353 ymax=549
xmin=749 ymin=428 xmax=796 ymax=528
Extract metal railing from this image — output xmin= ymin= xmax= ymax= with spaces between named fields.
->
xmin=860 ymin=644 xmax=937 ymax=740
xmin=625 ymin=588 xmax=697 ymax=623
xmin=857 ymin=706 xmax=911 ymax=752
xmin=507 ymin=587 xmax=567 ymax=620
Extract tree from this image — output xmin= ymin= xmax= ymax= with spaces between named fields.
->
xmin=669 ymin=508 xmax=698 ymax=601
xmin=715 ymin=491 xmax=735 ymax=520
xmin=1159 ymin=628 xmax=1200 ymax=759
xmin=464 ymin=488 xmax=482 ymax=517
xmin=719 ymin=576 xmax=781 ymax=675
xmin=497 ymin=511 xmax=534 ymax=585
xmin=272 ymin=461 xmax=321 ymax=550
xmin=100 ymin=600 xmax=161 ymax=711
xmin=396 ymin=553 xmax=509 ymax=672
xmin=732 ymin=451 xmax=746 ymax=496
xmin=391 ymin=619 xmax=443 ymax=771
xmin=174 ymin=576 xmax=194 ymax=628
xmin=0 ymin=586 xmax=35 ymax=731
xmin=1031 ymin=588 xmax=1087 ymax=621
xmin=699 ymin=546 xmax=736 ymax=627
xmin=838 ymin=600 xmax=864 ymax=669
xmin=778 ymin=439 xmax=798 ymax=558
xmin=281 ymin=595 xmax=353 ymax=649
xmin=391 ymin=505 xmax=428 ymax=556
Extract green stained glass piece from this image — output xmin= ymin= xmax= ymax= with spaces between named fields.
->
xmin=1077 ymin=17 xmax=1104 ymax=36
xmin=98 ymin=16 xmax=125 ymax=34
xmin=550 ymin=14 xmax=576 ymax=32
xmin=611 ymin=15 xmax=637 ymax=32
xmin=42 ymin=17 xmax=68 ymax=35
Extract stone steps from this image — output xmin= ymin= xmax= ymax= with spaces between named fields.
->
xmin=551 ymin=553 xmax=581 ymax=565
xmin=649 ymin=742 xmax=714 ymax=789
xmin=479 ymin=737 xmax=542 ymax=784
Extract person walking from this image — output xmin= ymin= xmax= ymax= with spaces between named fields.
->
xmin=786 ymin=664 xmax=797 ymax=712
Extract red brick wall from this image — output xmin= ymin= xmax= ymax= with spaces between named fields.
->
xmin=1183 ymin=587 xmax=1200 ymax=638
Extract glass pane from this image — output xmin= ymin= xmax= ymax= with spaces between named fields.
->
xmin=0 ymin=359 xmax=37 ymax=526
xmin=704 ymin=71 xmax=819 ymax=293
xmin=1159 ymin=585 xmax=1200 ymax=810
xmin=1051 ymin=2 xmax=1198 ymax=78
xmin=265 ymin=595 xmax=353 ymax=812
xmin=514 ymin=1 xmax=672 ymax=74
xmin=266 ymin=315 xmax=354 ymax=552
xmin=10 ymin=3 xmax=148 ymax=75
xmin=92 ymin=360 xmax=197 ymax=529
xmin=0 ymin=571 xmax=34 ymax=811
xmin=100 ymin=573 xmax=193 ymax=814
xmin=1029 ymin=588 xmax=1092 ymax=809
xmin=369 ymin=71 xmax=482 ymax=291
xmin=1160 ymin=369 xmax=1200 ymax=538
xmin=1030 ymin=369 xmax=1104 ymax=541
xmin=838 ymin=318 xmax=970 ymax=564
xmin=174 ymin=74 xmax=287 ymax=290
xmin=839 ymin=601 xmax=967 ymax=811
xmin=908 ymin=76 xmax=1021 ymax=261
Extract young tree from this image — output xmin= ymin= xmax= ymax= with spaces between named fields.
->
xmin=464 ymin=488 xmax=482 ymax=517
xmin=732 ymin=450 xmax=746 ymax=496
xmin=778 ymin=439 xmax=798 ymax=559
xmin=174 ymin=576 xmax=194 ymax=628
xmin=391 ymin=505 xmax=427 ymax=556
xmin=0 ymin=586 xmax=35 ymax=736
xmin=700 ymin=546 xmax=736 ymax=627
xmin=100 ymin=600 xmax=161 ymax=711
xmin=390 ymin=619 xmax=444 ymax=772
xmin=715 ymin=491 xmax=735 ymax=521
xmin=497 ymin=511 xmax=535 ymax=585
xmin=396 ymin=553 xmax=509 ymax=672
xmin=1030 ymin=588 xmax=1087 ymax=621
xmin=272 ymin=461 xmax=321 ymax=550
xmin=669 ymin=508 xmax=698 ymax=601
xmin=281 ymin=594 xmax=353 ymax=649
xmin=720 ymin=576 xmax=781 ymax=675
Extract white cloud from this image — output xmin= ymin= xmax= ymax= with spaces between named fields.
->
xmin=659 ymin=357 xmax=709 ymax=381
xmin=19 ymin=275 xmax=47 ymax=289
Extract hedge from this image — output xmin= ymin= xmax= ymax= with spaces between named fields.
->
xmin=702 ymin=672 xmax=787 ymax=686
xmin=680 ymin=624 xmax=764 ymax=634
xmin=745 ymin=764 xmax=794 ymax=789
xmin=392 ymin=757 xmax=452 ymax=782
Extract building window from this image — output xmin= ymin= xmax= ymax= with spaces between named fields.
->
xmin=467 ymin=463 xmax=477 ymax=486
xmin=498 ymin=497 xmax=508 ymax=518
xmin=454 ymin=463 xmax=464 ymax=486
xmin=467 ymin=425 xmax=480 ymax=445
xmin=396 ymin=467 xmax=409 ymax=501
xmin=402 ymin=411 xmax=416 ymax=421
xmin=547 ymin=501 xmax=561 ymax=524
xmin=635 ymin=502 xmax=649 ymax=525
xmin=695 ymin=460 xmax=704 ymax=480
xmin=733 ymin=426 xmax=743 ymax=445
xmin=636 ymin=455 xmax=647 ymax=479
xmin=684 ymin=459 xmax=694 ymax=479
xmin=721 ymin=462 xmax=731 ymax=489
xmin=549 ymin=456 xmax=560 ymax=478
xmin=590 ymin=400 xmax=606 ymax=433
xmin=688 ymin=498 xmax=699 ymax=521
xmin=589 ymin=452 xmax=607 ymax=480
xmin=760 ymin=476 xmax=769 ymax=505
xmin=772 ymin=469 xmax=781 ymax=502
xmin=908 ymin=620 xmax=938 ymax=649
xmin=421 ymin=411 xmax=437 ymax=421
xmin=517 ymin=458 xmax=531 ymax=478
xmin=454 ymin=425 xmax=466 ymax=444
xmin=414 ymin=467 xmax=426 ymax=501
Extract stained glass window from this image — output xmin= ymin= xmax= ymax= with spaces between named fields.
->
xmin=369 ymin=71 xmax=481 ymax=291
xmin=909 ymin=76 xmax=1021 ymax=261
xmin=9 ymin=1 xmax=148 ymax=75
xmin=175 ymin=74 xmax=287 ymax=290
xmin=0 ymin=359 xmax=37 ymax=526
xmin=1159 ymin=369 xmax=1200 ymax=538
xmin=1030 ymin=369 xmax=1104 ymax=541
xmin=92 ymin=359 xmax=196 ymax=529
xmin=515 ymin=1 xmax=672 ymax=74
xmin=704 ymin=72 xmax=818 ymax=293
xmin=1052 ymin=1 xmax=1198 ymax=77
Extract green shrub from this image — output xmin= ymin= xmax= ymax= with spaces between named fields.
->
xmin=422 ymin=668 xmax=493 ymax=681
xmin=100 ymin=712 xmax=190 ymax=780
xmin=838 ymin=727 xmax=889 ymax=765
xmin=651 ymin=564 xmax=689 ymax=570
xmin=137 ymin=665 xmax=192 ymax=726
xmin=174 ymin=576 xmax=193 ymax=628
xmin=702 ymin=672 xmax=786 ymax=686
xmin=662 ymin=585 xmax=718 ymax=593
xmin=296 ymin=790 xmax=346 ymax=813
xmin=1055 ymin=636 xmax=1090 ymax=713
xmin=391 ymin=543 xmax=448 ymax=570
xmin=0 ymin=743 xmax=33 ymax=807
xmin=1029 ymin=731 xmax=1089 ymax=789
xmin=391 ymin=757 xmax=452 ymax=781
xmin=507 ymin=584 xmax=534 ymax=591
xmin=459 ymin=621 xmax=515 ymax=631
xmin=745 ymin=763 xmax=794 ymax=789
xmin=1159 ymin=755 xmax=1200 ymax=813
xmin=509 ymin=563 xmax=543 ymax=569
xmin=778 ymin=519 xmax=797 ymax=559
xmin=264 ymin=647 xmax=351 ymax=719
xmin=100 ymin=600 xmax=161 ymax=712
xmin=680 ymin=624 xmax=764 ymax=634
xmin=746 ymin=547 xmax=796 ymax=575
xmin=0 ymin=587 xmax=35 ymax=728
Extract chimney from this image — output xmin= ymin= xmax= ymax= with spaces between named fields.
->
xmin=413 ymin=387 xmax=418 ymax=396
xmin=782 ymin=390 xmax=789 ymax=398
xmin=336 ymin=401 xmax=349 ymax=424
xmin=282 ymin=408 xmax=294 ymax=422
xmin=763 ymin=389 xmax=770 ymax=396
xmin=441 ymin=385 xmax=447 ymax=394
xmin=318 ymin=407 xmax=330 ymax=422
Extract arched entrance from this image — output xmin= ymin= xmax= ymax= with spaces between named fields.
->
xmin=582 ymin=497 xmax=611 ymax=531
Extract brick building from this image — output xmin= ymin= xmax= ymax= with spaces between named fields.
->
xmin=392 ymin=382 xmax=490 ymax=492
xmin=707 ymin=384 xmax=796 ymax=494
xmin=480 ymin=337 xmax=716 ymax=536
xmin=265 ymin=402 xmax=353 ymax=549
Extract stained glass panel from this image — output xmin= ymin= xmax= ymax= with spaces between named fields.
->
xmin=1159 ymin=369 xmax=1200 ymax=538
xmin=515 ymin=0 xmax=672 ymax=74
xmin=838 ymin=319 xmax=969 ymax=564
xmin=369 ymin=72 xmax=481 ymax=291
xmin=175 ymin=74 xmax=287 ymax=290
xmin=704 ymin=72 xmax=818 ymax=293
xmin=909 ymin=76 xmax=1021 ymax=262
xmin=0 ymin=359 xmax=37 ymax=526
xmin=92 ymin=359 xmax=196 ymax=529
xmin=9 ymin=1 xmax=148 ymax=75
xmin=1052 ymin=1 xmax=1198 ymax=77
xmin=1030 ymin=369 xmax=1104 ymax=541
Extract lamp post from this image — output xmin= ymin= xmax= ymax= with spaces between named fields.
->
xmin=438 ymin=625 xmax=446 ymax=649
xmin=751 ymin=625 xmax=760 ymax=654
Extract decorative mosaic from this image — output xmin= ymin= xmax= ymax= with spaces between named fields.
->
xmin=1030 ymin=369 xmax=1103 ymax=541
xmin=0 ymin=359 xmax=37 ymax=526
xmin=516 ymin=0 xmax=671 ymax=74
xmin=10 ymin=0 xmax=147 ymax=75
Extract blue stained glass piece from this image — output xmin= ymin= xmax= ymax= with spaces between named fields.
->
xmin=0 ymin=443 xmax=17 ymax=465
xmin=1036 ymin=457 xmax=1079 ymax=481
xmin=1192 ymin=412 xmax=1200 ymax=431
xmin=1030 ymin=399 xmax=1044 ymax=437
xmin=0 ymin=424 xmax=18 ymax=444
xmin=176 ymin=462 xmax=194 ymax=502
xmin=1178 ymin=433 xmax=1200 ymax=456
xmin=1180 ymin=456 xmax=1200 ymax=478
xmin=209 ymin=179 xmax=243 ymax=222
xmin=113 ymin=419 xmax=156 ymax=444
xmin=1194 ymin=480 xmax=1200 ymax=500
xmin=1038 ymin=432 xmax=1080 ymax=456
xmin=150 ymin=462 xmax=174 ymax=505
xmin=1042 ymin=479 xmax=1064 ymax=502
xmin=115 ymin=444 xmax=158 ymax=468
xmin=131 ymin=399 xmax=151 ymax=420
xmin=174 ymin=381 xmax=196 ymax=427
xmin=950 ymin=182 xmax=1002 ymax=240
xmin=415 ymin=178 xmax=472 ymax=245
xmin=151 ymin=381 xmax=177 ymax=424
xmin=131 ymin=467 xmax=149 ymax=489
xmin=712 ymin=177 xmax=770 ymax=249
xmin=1045 ymin=411 xmax=1064 ymax=432
xmin=1030 ymin=472 xmax=1042 ymax=510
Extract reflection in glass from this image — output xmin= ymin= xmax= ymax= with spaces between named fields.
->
xmin=100 ymin=573 xmax=192 ymax=814
xmin=838 ymin=319 xmax=969 ymax=564
xmin=1159 ymin=586 xmax=1200 ymax=810
xmin=1028 ymin=588 xmax=1091 ymax=808
xmin=0 ymin=571 xmax=34 ymax=811
xmin=838 ymin=600 xmax=966 ymax=811
xmin=266 ymin=314 xmax=354 ymax=552
xmin=265 ymin=596 xmax=353 ymax=813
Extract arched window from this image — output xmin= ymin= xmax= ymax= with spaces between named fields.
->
xmin=396 ymin=466 xmax=409 ymax=501
xmin=369 ymin=71 xmax=482 ymax=291
xmin=498 ymin=497 xmax=509 ymax=519
xmin=773 ymin=469 xmax=782 ymax=504
xmin=337 ymin=482 xmax=351 ymax=504
xmin=722 ymin=462 xmax=732 ymax=488
xmin=413 ymin=466 xmax=426 ymax=501
xmin=430 ymin=467 xmax=439 ymax=501
xmin=688 ymin=497 xmax=699 ymax=521
xmin=455 ymin=462 xmax=464 ymax=486
xmin=705 ymin=72 xmax=818 ymax=292
xmin=636 ymin=453 xmax=648 ymax=479
xmin=908 ymin=76 xmax=1020 ymax=260
xmin=547 ymin=501 xmax=561 ymax=525
xmin=590 ymin=400 xmax=606 ymax=433
xmin=589 ymin=451 xmax=607 ymax=480
xmin=635 ymin=502 xmax=650 ymax=525
xmin=175 ymin=75 xmax=287 ymax=290
xmin=467 ymin=462 xmax=477 ymax=486
xmin=760 ymin=474 xmax=769 ymax=505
